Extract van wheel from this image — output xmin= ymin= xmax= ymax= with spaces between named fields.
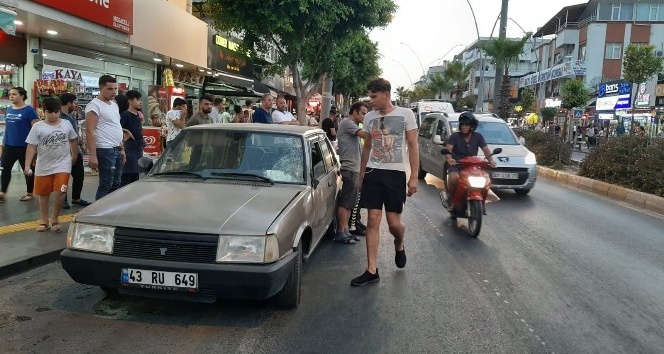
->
xmin=275 ymin=241 xmax=302 ymax=309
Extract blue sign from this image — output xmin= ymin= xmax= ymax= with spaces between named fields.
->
xmin=573 ymin=109 xmax=584 ymax=118
xmin=598 ymin=80 xmax=631 ymax=98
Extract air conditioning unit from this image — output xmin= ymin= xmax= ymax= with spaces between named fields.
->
xmin=656 ymin=50 xmax=664 ymax=58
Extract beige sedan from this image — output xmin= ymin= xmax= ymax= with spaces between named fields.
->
xmin=61 ymin=124 xmax=341 ymax=308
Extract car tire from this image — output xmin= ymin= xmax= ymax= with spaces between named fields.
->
xmin=418 ymin=159 xmax=426 ymax=179
xmin=514 ymin=188 xmax=531 ymax=195
xmin=100 ymin=286 xmax=118 ymax=296
xmin=275 ymin=241 xmax=302 ymax=309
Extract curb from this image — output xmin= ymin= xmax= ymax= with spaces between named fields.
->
xmin=0 ymin=249 xmax=63 ymax=280
xmin=537 ymin=166 xmax=664 ymax=216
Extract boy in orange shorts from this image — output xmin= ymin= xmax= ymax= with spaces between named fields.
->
xmin=24 ymin=98 xmax=78 ymax=232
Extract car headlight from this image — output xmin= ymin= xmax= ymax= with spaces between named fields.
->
xmin=524 ymin=152 xmax=537 ymax=165
xmin=467 ymin=176 xmax=488 ymax=188
xmin=67 ymin=222 xmax=115 ymax=254
xmin=216 ymin=234 xmax=279 ymax=263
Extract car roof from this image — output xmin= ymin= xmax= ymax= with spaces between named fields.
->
xmin=185 ymin=123 xmax=323 ymax=136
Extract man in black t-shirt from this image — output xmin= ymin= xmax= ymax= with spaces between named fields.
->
xmin=444 ymin=112 xmax=496 ymax=209
xmin=322 ymin=108 xmax=337 ymax=141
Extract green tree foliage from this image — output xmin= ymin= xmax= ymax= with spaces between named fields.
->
xmin=622 ymin=44 xmax=664 ymax=133
xmin=332 ymin=31 xmax=381 ymax=104
xmin=395 ymin=86 xmax=409 ymax=106
xmin=520 ymin=130 xmax=571 ymax=167
xmin=206 ymin=0 xmax=396 ymax=123
xmin=540 ymin=107 xmax=557 ymax=124
xmin=482 ymin=34 xmax=531 ymax=119
xmin=406 ymin=86 xmax=433 ymax=102
xmin=444 ymin=61 xmax=472 ymax=103
xmin=519 ymin=87 xmax=535 ymax=114
xmin=427 ymin=73 xmax=454 ymax=100
xmin=560 ymin=79 xmax=590 ymax=138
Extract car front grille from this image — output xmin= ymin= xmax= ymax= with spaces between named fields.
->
xmin=113 ymin=227 xmax=218 ymax=264
xmin=489 ymin=167 xmax=530 ymax=186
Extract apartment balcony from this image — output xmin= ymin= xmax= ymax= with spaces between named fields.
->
xmin=555 ymin=24 xmax=580 ymax=48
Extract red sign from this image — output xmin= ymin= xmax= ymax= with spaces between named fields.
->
xmin=31 ymin=0 xmax=133 ymax=34
xmin=142 ymin=127 xmax=162 ymax=155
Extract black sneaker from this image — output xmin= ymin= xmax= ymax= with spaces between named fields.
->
xmin=72 ymin=199 xmax=91 ymax=206
xmin=356 ymin=221 xmax=367 ymax=231
xmin=349 ymin=228 xmax=366 ymax=236
xmin=395 ymin=248 xmax=406 ymax=268
xmin=351 ymin=269 xmax=379 ymax=286
xmin=62 ymin=201 xmax=71 ymax=210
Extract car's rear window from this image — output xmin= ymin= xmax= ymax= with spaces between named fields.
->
xmin=450 ymin=121 xmax=519 ymax=145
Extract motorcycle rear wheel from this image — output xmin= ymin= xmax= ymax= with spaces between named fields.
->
xmin=467 ymin=200 xmax=483 ymax=237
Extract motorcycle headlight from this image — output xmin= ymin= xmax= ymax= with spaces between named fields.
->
xmin=67 ymin=223 xmax=115 ymax=254
xmin=467 ymin=176 xmax=488 ymax=188
xmin=216 ymin=235 xmax=279 ymax=263
xmin=524 ymin=152 xmax=537 ymax=165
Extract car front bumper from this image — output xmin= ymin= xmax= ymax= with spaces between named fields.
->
xmin=60 ymin=249 xmax=296 ymax=302
xmin=489 ymin=164 xmax=537 ymax=190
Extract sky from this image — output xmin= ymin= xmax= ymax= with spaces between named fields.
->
xmin=369 ymin=0 xmax=586 ymax=91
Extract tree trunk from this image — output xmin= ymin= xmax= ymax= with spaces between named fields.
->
xmin=291 ymin=65 xmax=323 ymax=126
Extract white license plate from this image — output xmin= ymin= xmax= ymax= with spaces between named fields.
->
xmin=121 ymin=268 xmax=198 ymax=291
xmin=492 ymin=172 xmax=519 ymax=179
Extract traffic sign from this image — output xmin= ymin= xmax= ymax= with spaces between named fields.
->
xmin=573 ymin=108 xmax=584 ymax=118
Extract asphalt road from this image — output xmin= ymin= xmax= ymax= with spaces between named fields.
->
xmin=0 ymin=176 xmax=662 ymax=354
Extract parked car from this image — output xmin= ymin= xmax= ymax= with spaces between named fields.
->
xmin=417 ymin=113 xmax=537 ymax=195
xmin=61 ymin=124 xmax=341 ymax=308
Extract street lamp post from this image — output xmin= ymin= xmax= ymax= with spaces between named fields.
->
xmin=465 ymin=0 xmax=484 ymax=112
xmin=425 ymin=44 xmax=464 ymax=69
xmin=400 ymin=42 xmax=427 ymax=84
xmin=392 ymin=59 xmax=414 ymax=89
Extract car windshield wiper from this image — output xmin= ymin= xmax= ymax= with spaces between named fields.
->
xmin=151 ymin=171 xmax=206 ymax=179
xmin=210 ymin=172 xmax=274 ymax=185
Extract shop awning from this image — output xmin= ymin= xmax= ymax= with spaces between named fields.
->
xmin=253 ymin=80 xmax=278 ymax=97
xmin=207 ymin=72 xmax=254 ymax=90
xmin=0 ymin=7 xmax=17 ymax=35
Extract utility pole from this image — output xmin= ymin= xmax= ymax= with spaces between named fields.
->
xmin=320 ymin=74 xmax=334 ymax=126
xmin=493 ymin=0 xmax=509 ymax=108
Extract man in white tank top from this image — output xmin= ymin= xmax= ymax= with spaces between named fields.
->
xmin=85 ymin=75 xmax=125 ymax=200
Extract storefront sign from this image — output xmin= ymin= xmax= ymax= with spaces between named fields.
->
xmin=656 ymin=96 xmax=664 ymax=107
xmin=31 ymin=0 xmax=133 ymax=34
xmin=519 ymin=61 xmax=586 ymax=87
xmin=142 ymin=127 xmax=162 ymax=155
xmin=208 ymin=30 xmax=253 ymax=78
xmin=598 ymin=80 xmax=631 ymax=98
xmin=596 ymin=94 xmax=631 ymax=110
xmin=635 ymin=83 xmax=650 ymax=106
xmin=598 ymin=113 xmax=614 ymax=120
xmin=545 ymin=97 xmax=561 ymax=108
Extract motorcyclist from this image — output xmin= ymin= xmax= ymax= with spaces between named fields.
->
xmin=444 ymin=112 xmax=497 ymax=210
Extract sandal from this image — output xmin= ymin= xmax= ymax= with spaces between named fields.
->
xmin=51 ymin=222 xmax=63 ymax=233
xmin=333 ymin=235 xmax=357 ymax=244
xmin=36 ymin=223 xmax=50 ymax=232
xmin=19 ymin=194 xmax=34 ymax=201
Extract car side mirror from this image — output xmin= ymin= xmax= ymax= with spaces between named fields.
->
xmin=138 ymin=156 xmax=154 ymax=173
xmin=492 ymin=148 xmax=503 ymax=155
xmin=433 ymin=135 xmax=444 ymax=145
xmin=311 ymin=177 xmax=320 ymax=189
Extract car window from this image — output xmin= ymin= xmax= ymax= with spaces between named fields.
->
xmin=311 ymin=141 xmax=326 ymax=178
xmin=153 ymin=130 xmax=305 ymax=183
xmin=419 ymin=118 xmax=436 ymax=139
xmin=435 ymin=120 xmax=447 ymax=138
xmin=477 ymin=122 xmax=519 ymax=145
xmin=323 ymin=138 xmax=339 ymax=168
xmin=319 ymin=139 xmax=335 ymax=172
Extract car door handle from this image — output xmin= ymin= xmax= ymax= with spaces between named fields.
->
xmin=328 ymin=181 xmax=332 ymax=187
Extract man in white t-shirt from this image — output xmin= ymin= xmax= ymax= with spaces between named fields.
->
xmin=85 ymin=75 xmax=125 ymax=200
xmin=210 ymin=97 xmax=222 ymax=124
xmin=351 ymin=78 xmax=419 ymax=287
xmin=166 ymin=98 xmax=188 ymax=145
xmin=271 ymin=96 xmax=299 ymax=125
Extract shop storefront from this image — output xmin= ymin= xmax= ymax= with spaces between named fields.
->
xmin=596 ymin=80 xmax=632 ymax=134
xmin=0 ymin=22 xmax=26 ymax=142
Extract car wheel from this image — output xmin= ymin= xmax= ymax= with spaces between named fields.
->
xmin=514 ymin=188 xmax=531 ymax=195
xmin=100 ymin=286 xmax=118 ymax=296
xmin=275 ymin=241 xmax=302 ymax=309
xmin=418 ymin=160 xmax=426 ymax=179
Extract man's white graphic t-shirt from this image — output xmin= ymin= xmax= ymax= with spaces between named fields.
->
xmin=362 ymin=107 xmax=417 ymax=172
xmin=85 ymin=98 xmax=123 ymax=148
xmin=25 ymin=119 xmax=78 ymax=176
xmin=166 ymin=109 xmax=183 ymax=142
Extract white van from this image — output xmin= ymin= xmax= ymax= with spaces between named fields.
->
xmin=414 ymin=100 xmax=454 ymax=126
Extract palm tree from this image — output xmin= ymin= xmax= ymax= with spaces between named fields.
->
xmin=444 ymin=61 xmax=472 ymax=103
xmin=482 ymin=34 xmax=532 ymax=119
xmin=395 ymin=86 xmax=408 ymax=106
xmin=427 ymin=74 xmax=454 ymax=100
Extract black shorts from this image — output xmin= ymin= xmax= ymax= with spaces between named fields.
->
xmin=360 ymin=168 xmax=406 ymax=213
xmin=338 ymin=170 xmax=359 ymax=210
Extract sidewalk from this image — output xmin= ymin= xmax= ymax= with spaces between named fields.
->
xmin=0 ymin=170 xmax=98 ymax=279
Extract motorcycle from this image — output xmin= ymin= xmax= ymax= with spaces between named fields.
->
xmin=439 ymin=147 xmax=502 ymax=237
